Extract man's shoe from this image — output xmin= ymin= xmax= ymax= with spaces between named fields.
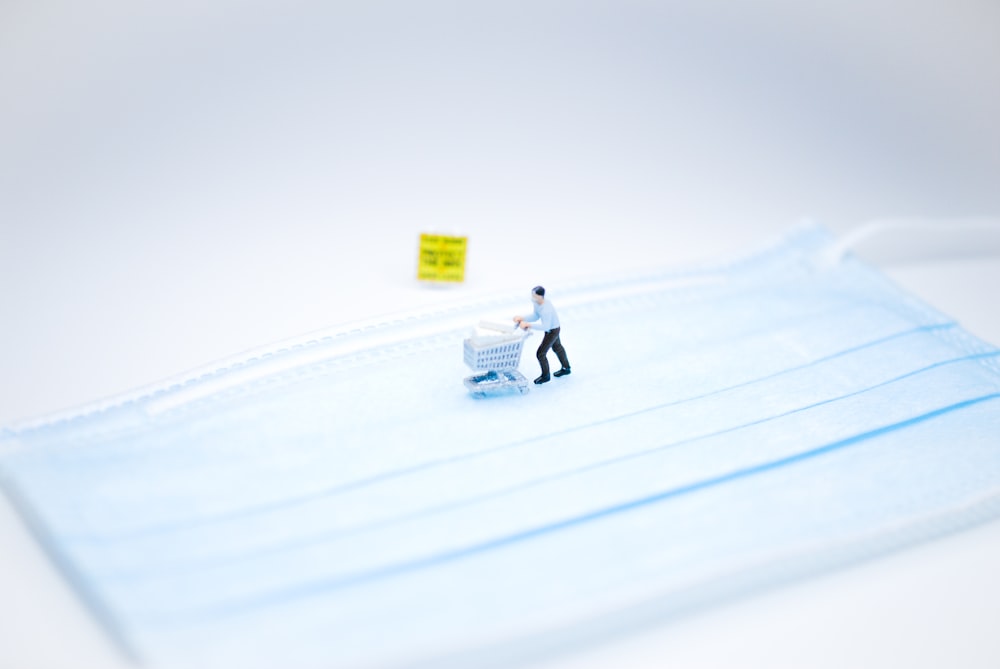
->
xmin=534 ymin=375 xmax=550 ymax=385
xmin=553 ymin=368 xmax=571 ymax=378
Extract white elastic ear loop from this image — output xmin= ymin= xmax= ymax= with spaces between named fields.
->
xmin=818 ymin=218 xmax=1000 ymax=269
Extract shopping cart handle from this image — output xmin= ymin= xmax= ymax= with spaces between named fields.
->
xmin=479 ymin=319 xmax=524 ymax=333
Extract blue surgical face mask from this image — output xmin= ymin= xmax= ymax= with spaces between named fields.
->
xmin=2 ymin=223 xmax=999 ymax=669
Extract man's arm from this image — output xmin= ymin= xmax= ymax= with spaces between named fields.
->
xmin=514 ymin=307 xmax=540 ymax=328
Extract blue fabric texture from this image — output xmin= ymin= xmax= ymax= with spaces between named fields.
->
xmin=2 ymin=224 xmax=999 ymax=668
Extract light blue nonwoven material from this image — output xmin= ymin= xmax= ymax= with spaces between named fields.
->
xmin=2 ymin=225 xmax=999 ymax=668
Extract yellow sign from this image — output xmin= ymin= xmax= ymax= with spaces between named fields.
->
xmin=417 ymin=233 xmax=467 ymax=283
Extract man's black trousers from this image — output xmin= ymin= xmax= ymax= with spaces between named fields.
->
xmin=536 ymin=327 xmax=570 ymax=378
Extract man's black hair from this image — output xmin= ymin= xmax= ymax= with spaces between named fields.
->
xmin=532 ymin=286 xmax=545 ymax=297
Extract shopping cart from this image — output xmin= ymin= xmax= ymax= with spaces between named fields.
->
xmin=463 ymin=321 xmax=532 ymax=398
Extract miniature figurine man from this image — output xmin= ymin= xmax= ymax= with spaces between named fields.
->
xmin=514 ymin=285 xmax=571 ymax=384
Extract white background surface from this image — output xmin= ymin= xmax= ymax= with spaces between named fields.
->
xmin=2 ymin=1 xmax=999 ymax=667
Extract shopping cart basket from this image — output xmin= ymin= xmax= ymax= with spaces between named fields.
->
xmin=463 ymin=321 xmax=532 ymax=398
